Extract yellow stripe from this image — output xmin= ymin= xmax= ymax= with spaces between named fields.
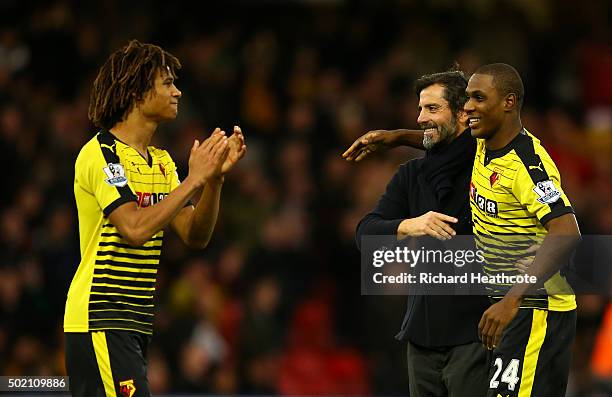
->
xmin=91 ymin=331 xmax=116 ymax=397
xmin=92 ymin=283 xmax=156 ymax=291
xmin=518 ymin=309 xmax=548 ymax=397
xmin=94 ymin=265 xmax=157 ymax=274
xmin=96 ymin=254 xmax=159 ymax=265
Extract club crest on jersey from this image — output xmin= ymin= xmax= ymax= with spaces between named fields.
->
xmin=119 ymin=379 xmax=136 ymax=397
xmin=533 ymin=179 xmax=561 ymax=204
xmin=103 ymin=163 xmax=128 ymax=187
xmin=490 ymin=171 xmax=500 ymax=187
xmin=470 ymin=181 xmax=498 ymax=216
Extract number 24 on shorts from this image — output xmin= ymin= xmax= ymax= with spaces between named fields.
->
xmin=490 ymin=358 xmax=520 ymax=391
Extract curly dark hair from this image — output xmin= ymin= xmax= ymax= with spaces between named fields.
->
xmin=414 ymin=65 xmax=468 ymax=117
xmin=88 ymin=39 xmax=181 ymax=129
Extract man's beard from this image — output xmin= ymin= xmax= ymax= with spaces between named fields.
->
xmin=422 ymin=116 xmax=456 ymax=150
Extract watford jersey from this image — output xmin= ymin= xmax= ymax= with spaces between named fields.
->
xmin=469 ymin=129 xmax=576 ymax=311
xmin=65 ymin=129 xmax=182 ymax=335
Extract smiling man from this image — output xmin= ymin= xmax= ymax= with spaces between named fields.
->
xmin=355 ymin=70 xmax=490 ymax=397
xmin=346 ymin=64 xmax=581 ymax=396
xmin=465 ymin=63 xmax=580 ymax=397
xmin=64 ymin=40 xmax=246 ymax=397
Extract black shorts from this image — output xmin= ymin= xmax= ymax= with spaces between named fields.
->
xmin=486 ymin=309 xmax=576 ymax=397
xmin=65 ymin=330 xmax=151 ymax=397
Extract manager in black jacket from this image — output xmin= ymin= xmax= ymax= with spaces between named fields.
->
xmin=350 ymin=70 xmax=490 ymax=397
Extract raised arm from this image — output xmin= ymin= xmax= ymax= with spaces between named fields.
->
xmin=171 ymin=126 xmax=246 ymax=248
xmin=342 ymin=129 xmax=425 ymax=162
xmin=109 ymin=131 xmax=229 ymax=247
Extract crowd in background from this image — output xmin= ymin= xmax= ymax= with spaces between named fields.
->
xmin=0 ymin=1 xmax=611 ymax=395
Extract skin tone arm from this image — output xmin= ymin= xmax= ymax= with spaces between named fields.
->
xmin=109 ymin=130 xmax=230 ymax=247
xmin=171 ymin=126 xmax=246 ymax=248
xmin=478 ymin=213 xmax=581 ymax=349
xmin=342 ymin=129 xmax=425 ymax=162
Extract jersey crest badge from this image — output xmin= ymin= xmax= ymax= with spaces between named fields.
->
xmin=533 ymin=179 xmax=561 ymax=204
xmin=103 ymin=163 xmax=128 ymax=187
xmin=490 ymin=171 xmax=500 ymax=187
xmin=119 ymin=379 xmax=136 ymax=397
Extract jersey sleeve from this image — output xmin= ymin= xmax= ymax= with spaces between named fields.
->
xmin=512 ymin=148 xmax=573 ymax=226
xmin=76 ymin=140 xmax=137 ymax=217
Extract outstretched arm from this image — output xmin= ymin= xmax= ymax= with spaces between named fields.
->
xmin=342 ymin=129 xmax=425 ymax=162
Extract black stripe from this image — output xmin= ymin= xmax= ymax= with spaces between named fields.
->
xmin=474 ymin=233 xmax=535 ymax=247
xmin=100 ymin=232 xmax=163 ymax=242
xmin=95 ymin=259 xmax=158 ymax=271
xmin=96 ymin=250 xmax=160 ymax=260
xmin=94 ymin=267 xmax=157 ymax=278
xmin=130 ymin=181 xmax=171 ymax=186
xmin=89 ymin=299 xmax=154 ymax=308
xmin=96 ymin=130 xmax=138 ymax=214
xmin=473 ymin=213 xmax=539 ymax=229
xmin=90 ymin=292 xmax=154 ymax=305
xmin=91 ymin=285 xmax=154 ymax=296
xmin=91 ymin=285 xmax=154 ymax=297
xmin=487 ymin=230 xmax=536 ymax=236
xmin=89 ymin=309 xmax=154 ymax=324
xmin=88 ymin=320 xmax=152 ymax=334
xmin=482 ymin=131 xmax=525 ymax=166
xmin=98 ymin=241 xmax=162 ymax=251
xmin=478 ymin=240 xmax=533 ymax=252
xmin=512 ymin=132 xmax=573 ymax=220
xmin=90 ymin=301 xmax=154 ymax=313
xmin=498 ymin=215 xmax=538 ymax=220
xmin=540 ymin=206 xmax=574 ymax=226
xmin=103 ymin=196 xmax=136 ymax=217
xmin=92 ymin=276 xmax=156 ymax=288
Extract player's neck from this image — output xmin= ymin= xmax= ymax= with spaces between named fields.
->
xmin=110 ymin=112 xmax=157 ymax=159
xmin=485 ymin=118 xmax=523 ymax=151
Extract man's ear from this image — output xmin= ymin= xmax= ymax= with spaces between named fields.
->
xmin=504 ymin=93 xmax=518 ymax=112
xmin=457 ymin=109 xmax=468 ymax=125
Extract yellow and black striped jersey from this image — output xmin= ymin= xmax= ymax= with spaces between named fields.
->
xmin=469 ymin=129 xmax=576 ymax=311
xmin=64 ymin=129 xmax=182 ymax=335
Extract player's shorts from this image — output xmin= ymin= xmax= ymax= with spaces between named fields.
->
xmin=65 ymin=330 xmax=151 ymax=397
xmin=486 ymin=308 xmax=576 ymax=397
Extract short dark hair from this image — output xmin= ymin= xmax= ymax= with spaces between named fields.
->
xmin=88 ymin=40 xmax=182 ymax=129
xmin=414 ymin=68 xmax=468 ymax=117
xmin=474 ymin=63 xmax=524 ymax=109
